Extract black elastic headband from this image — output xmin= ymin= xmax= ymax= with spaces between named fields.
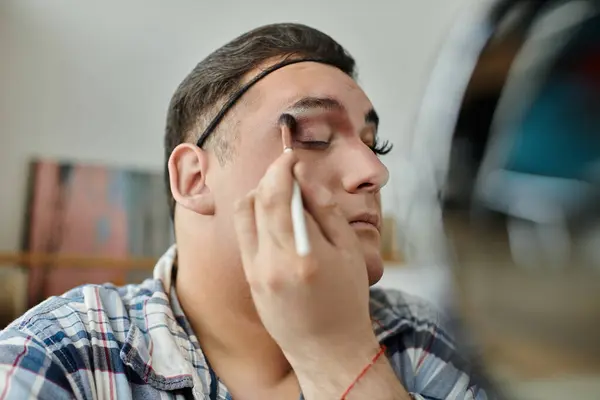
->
xmin=195 ymin=57 xmax=333 ymax=148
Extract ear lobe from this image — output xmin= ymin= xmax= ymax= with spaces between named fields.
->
xmin=168 ymin=143 xmax=215 ymax=216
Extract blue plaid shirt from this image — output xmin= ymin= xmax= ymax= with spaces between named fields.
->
xmin=0 ymin=246 xmax=488 ymax=399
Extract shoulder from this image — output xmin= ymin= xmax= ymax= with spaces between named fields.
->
xmin=369 ymin=288 xmax=489 ymax=399
xmin=369 ymin=287 xmax=451 ymax=340
xmin=369 ymin=287 xmax=442 ymax=320
xmin=6 ymin=278 xmax=163 ymax=341
xmin=369 ymin=287 xmax=459 ymax=362
xmin=0 ymin=278 xmax=165 ymax=397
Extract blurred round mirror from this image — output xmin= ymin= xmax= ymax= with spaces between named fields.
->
xmin=406 ymin=0 xmax=600 ymax=398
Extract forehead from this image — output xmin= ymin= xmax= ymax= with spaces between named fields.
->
xmin=241 ymin=61 xmax=374 ymax=118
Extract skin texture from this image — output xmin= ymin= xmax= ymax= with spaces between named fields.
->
xmin=168 ymin=61 xmax=409 ymax=399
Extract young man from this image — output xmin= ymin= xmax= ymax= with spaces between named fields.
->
xmin=0 ymin=23 xmax=488 ymax=399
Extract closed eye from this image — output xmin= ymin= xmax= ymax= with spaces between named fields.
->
xmin=292 ymin=123 xmax=332 ymax=151
xmin=294 ymin=139 xmax=331 ymax=150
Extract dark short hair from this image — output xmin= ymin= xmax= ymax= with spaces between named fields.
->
xmin=164 ymin=23 xmax=357 ymax=218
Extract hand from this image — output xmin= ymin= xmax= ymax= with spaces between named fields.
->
xmin=233 ymin=150 xmax=378 ymax=370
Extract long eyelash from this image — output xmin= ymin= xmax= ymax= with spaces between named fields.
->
xmin=370 ymin=138 xmax=393 ymax=155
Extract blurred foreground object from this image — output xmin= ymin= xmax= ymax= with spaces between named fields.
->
xmin=410 ymin=0 xmax=600 ymax=398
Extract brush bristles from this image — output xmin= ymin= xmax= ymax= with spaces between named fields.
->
xmin=278 ymin=113 xmax=297 ymax=131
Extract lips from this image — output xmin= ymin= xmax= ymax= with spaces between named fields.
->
xmin=349 ymin=213 xmax=381 ymax=233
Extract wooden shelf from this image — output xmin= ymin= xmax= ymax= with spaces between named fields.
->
xmin=0 ymin=252 xmax=403 ymax=270
xmin=0 ymin=252 xmax=156 ymax=269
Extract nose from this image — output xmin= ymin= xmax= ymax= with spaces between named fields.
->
xmin=341 ymin=143 xmax=389 ymax=194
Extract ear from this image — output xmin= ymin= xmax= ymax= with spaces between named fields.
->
xmin=168 ymin=143 xmax=215 ymax=216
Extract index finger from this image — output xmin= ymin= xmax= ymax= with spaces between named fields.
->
xmin=254 ymin=149 xmax=298 ymax=250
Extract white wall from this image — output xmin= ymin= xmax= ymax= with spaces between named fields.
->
xmin=0 ymin=0 xmax=477 ymax=251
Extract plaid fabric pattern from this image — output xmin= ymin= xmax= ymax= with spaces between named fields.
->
xmin=0 ymin=246 xmax=488 ymax=399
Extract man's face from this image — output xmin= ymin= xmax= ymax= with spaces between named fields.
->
xmin=207 ymin=61 xmax=389 ymax=285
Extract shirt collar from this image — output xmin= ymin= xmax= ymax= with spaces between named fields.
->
xmin=120 ymin=245 xmax=213 ymax=397
xmin=120 ymin=245 xmax=407 ymax=396
xmin=153 ymin=244 xmax=407 ymax=343
xmin=152 ymin=243 xmax=178 ymax=291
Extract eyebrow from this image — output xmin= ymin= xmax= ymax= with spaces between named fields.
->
xmin=285 ymin=96 xmax=379 ymax=130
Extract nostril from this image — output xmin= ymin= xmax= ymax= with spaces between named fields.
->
xmin=357 ymin=182 xmax=374 ymax=190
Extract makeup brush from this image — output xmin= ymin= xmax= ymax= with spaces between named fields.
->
xmin=278 ymin=113 xmax=310 ymax=256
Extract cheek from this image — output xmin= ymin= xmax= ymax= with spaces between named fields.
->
xmin=225 ymin=147 xmax=281 ymax=199
xmin=296 ymin=152 xmax=339 ymax=186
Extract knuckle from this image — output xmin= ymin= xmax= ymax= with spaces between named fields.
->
xmin=264 ymin=273 xmax=285 ymax=292
xmin=234 ymin=190 xmax=255 ymax=214
xmin=234 ymin=198 xmax=249 ymax=214
xmin=245 ymin=267 xmax=286 ymax=294
xmin=319 ymin=199 xmax=339 ymax=212
xmin=258 ymin=188 xmax=286 ymax=210
xmin=339 ymin=248 xmax=356 ymax=261
xmin=245 ymin=273 xmax=259 ymax=287
xmin=294 ymin=257 xmax=318 ymax=284
xmin=310 ymin=186 xmax=338 ymax=211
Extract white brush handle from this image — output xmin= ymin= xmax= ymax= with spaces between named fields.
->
xmin=291 ymin=179 xmax=310 ymax=256
xmin=283 ymin=147 xmax=310 ymax=256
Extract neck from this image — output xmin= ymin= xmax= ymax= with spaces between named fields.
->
xmin=175 ymin=235 xmax=293 ymax=387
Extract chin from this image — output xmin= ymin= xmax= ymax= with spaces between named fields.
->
xmin=353 ymin=229 xmax=384 ymax=285
xmin=362 ymin=245 xmax=384 ymax=286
